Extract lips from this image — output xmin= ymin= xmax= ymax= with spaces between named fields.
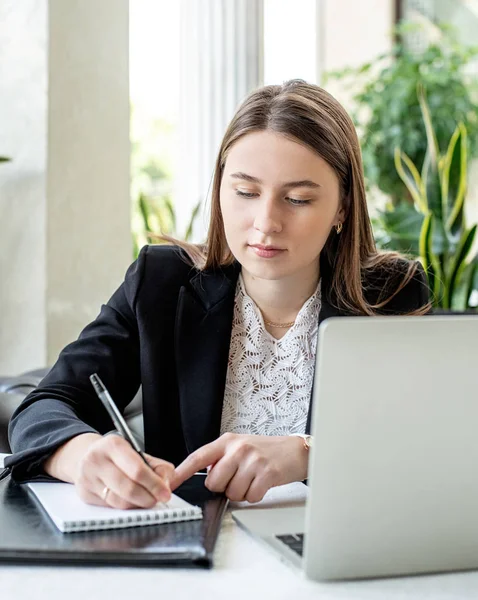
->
xmin=249 ymin=244 xmax=286 ymax=258
xmin=249 ymin=244 xmax=285 ymax=251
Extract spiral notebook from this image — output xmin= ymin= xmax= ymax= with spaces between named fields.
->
xmin=26 ymin=481 xmax=202 ymax=533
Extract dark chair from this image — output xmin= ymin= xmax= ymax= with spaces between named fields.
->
xmin=0 ymin=369 xmax=144 ymax=453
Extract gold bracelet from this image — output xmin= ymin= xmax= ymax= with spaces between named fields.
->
xmin=290 ymin=433 xmax=313 ymax=450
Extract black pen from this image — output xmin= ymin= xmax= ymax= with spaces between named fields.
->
xmin=89 ymin=373 xmax=150 ymax=467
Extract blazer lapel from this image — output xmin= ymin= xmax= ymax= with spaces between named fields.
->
xmin=175 ymin=254 xmax=347 ymax=444
xmin=175 ymin=263 xmax=240 ymax=454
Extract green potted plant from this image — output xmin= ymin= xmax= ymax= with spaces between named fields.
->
xmin=132 ymin=192 xmax=202 ymax=259
xmin=325 ymin=22 xmax=478 ymax=205
xmin=392 ymin=84 xmax=478 ymax=311
xmin=129 ymin=107 xmax=202 ymax=257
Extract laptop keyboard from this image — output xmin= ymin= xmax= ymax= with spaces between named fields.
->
xmin=276 ymin=533 xmax=304 ymax=556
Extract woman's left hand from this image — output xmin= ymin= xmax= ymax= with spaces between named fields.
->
xmin=170 ymin=433 xmax=308 ymax=503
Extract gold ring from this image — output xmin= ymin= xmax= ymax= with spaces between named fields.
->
xmin=102 ymin=486 xmax=110 ymax=502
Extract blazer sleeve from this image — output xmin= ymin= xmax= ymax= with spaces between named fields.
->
xmin=5 ymin=246 xmax=148 ymax=482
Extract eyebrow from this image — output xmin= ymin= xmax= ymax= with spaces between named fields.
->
xmin=229 ymin=171 xmax=321 ymax=189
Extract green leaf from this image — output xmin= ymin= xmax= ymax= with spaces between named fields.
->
xmin=420 ymin=148 xmax=431 ymax=200
xmin=184 ymin=200 xmax=202 ymax=241
xmin=445 ymin=122 xmax=467 ymax=233
xmin=153 ymin=198 xmax=173 ymax=236
xmin=445 ymin=225 xmax=477 ymax=309
xmin=394 ymin=148 xmax=426 ymax=212
xmin=358 ymin=62 xmax=372 ymax=74
xmin=374 ymin=202 xmax=424 ymax=254
xmin=138 ymin=193 xmax=150 ymax=232
xmin=164 ymin=196 xmax=177 ymax=232
xmin=132 ymin=233 xmax=139 ymax=259
xmin=419 ymin=213 xmax=442 ymax=303
xmin=331 ymin=21 xmax=478 ymax=203
xmin=0 ymin=156 xmax=11 ymax=163
xmin=418 ymin=85 xmax=444 ymax=215
xmin=422 ymin=147 xmax=443 ymax=223
xmin=440 ymin=123 xmax=461 ymax=224
xmin=463 ymin=260 xmax=478 ymax=310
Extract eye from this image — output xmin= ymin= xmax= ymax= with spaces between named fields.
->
xmin=235 ymin=190 xmax=257 ymax=198
xmin=235 ymin=190 xmax=310 ymax=205
xmin=287 ymin=197 xmax=311 ymax=206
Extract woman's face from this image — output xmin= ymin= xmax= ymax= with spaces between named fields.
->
xmin=219 ymin=130 xmax=345 ymax=281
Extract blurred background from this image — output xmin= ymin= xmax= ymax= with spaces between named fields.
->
xmin=1 ymin=0 xmax=477 ymax=377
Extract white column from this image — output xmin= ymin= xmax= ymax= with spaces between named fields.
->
xmin=0 ymin=0 xmax=48 ymax=373
xmin=177 ymin=0 xmax=264 ymax=241
xmin=0 ymin=0 xmax=131 ymax=373
xmin=47 ymin=0 xmax=131 ymax=364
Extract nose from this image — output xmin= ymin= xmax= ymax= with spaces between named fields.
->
xmin=253 ymin=197 xmax=283 ymax=235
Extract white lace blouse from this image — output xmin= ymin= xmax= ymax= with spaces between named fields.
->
xmin=219 ymin=273 xmax=321 ymax=437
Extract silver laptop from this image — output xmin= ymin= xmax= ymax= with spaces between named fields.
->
xmin=232 ymin=315 xmax=478 ymax=581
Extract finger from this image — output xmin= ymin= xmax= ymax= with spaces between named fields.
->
xmin=244 ymin=477 xmax=269 ymax=504
xmin=100 ymin=485 xmax=143 ymax=510
xmin=76 ymin=473 xmax=142 ymax=510
xmin=76 ymin=488 xmax=106 ymax=507
xmin=144 ymin=453 xmax=175 ymax=485
xmin=106 ymin=440 xmax=172 ymax=502
xmin=98 ymin=459 xmax=160 ymax=508
xmin=204 ymin=456 xmax=240 ymax=494
xmin=223 ymin=467 xmax=256 ymax=502
xmin=172 ymin=441 xmax=225 ymax=490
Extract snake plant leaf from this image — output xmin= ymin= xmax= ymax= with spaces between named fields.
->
xmin=146 ymin=201 xmax=161 ymax=236
xmin=132 ymin=233 xmax=140 ymax=260
xmin=394 ymin=148 xmax=426 ymax=212
xmin=430 ymin=216 xmax=448 ymax=257
xmin=418 ymin=86 xmax=444 ymax=222
xmin=441 ymin=123 xmax=461 ymax=224
xmin=419 ymin=213 xmax=442 ymax=303
xmin=445 ymin=122 xmax=467 ymax=234
xmin=417 ymin=83 xmax=439 ymax=171
xmin=445 ymin=224 xmax=477 ymax=309
xmin=184 ymin=200 xmax=202 ymax=242
xmin=138 ymin=193 xmax=151 ymax=233
xmin=155 ymin=198 xmax=173 ymax=235
xmin=463 ymin=259 xmax=478 ymax=310
xmin=375 ymin=203 xmax=423 ymax=254
xmin=420 ymin=148 xmax=431 ymax=203
xmin=387 ymin=83 xmax=478 ymax=310
xmin=423 ymin=147 xmax=444 ymax=227
xmin=163 ymin=196 xmax=176 ymax=232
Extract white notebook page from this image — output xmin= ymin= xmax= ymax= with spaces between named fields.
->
xmin=26 ymin=481 xmax=202 ymax=533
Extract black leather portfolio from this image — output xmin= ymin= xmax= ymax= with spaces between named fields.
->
xmin=0 ymin=474 xmax=227 ymax=568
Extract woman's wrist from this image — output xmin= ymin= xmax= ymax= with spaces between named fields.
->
xmin=43 ymin=432 xmax=102 ymax=483
xmin=289 ymin=433 xmax=313 ymax=450
xmin=288 ymin=434 xmax=311 ymax=481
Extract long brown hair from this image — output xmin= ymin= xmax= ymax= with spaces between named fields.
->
xmin=168 ymin=79 xmax=430 ymax=316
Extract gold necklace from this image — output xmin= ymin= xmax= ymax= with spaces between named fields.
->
xmin=263 ymin=319 xmax=295 ymax=329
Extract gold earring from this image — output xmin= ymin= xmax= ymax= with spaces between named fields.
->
xmin=336 ymin=222 xmax=343 ymax=234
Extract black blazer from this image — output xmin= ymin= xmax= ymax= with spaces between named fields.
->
xmin=6 ymin=245 xmax=430 ymax=481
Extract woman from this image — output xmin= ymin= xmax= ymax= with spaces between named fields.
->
xmin=6 ymin=79 xmax=430 ymax=508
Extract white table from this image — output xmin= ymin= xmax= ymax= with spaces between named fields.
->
xmin=3 ymin=454 xmax=478 ymax=600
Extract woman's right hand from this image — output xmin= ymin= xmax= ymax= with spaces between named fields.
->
xmin=43 ymin=433 xmax=175 ymax=509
